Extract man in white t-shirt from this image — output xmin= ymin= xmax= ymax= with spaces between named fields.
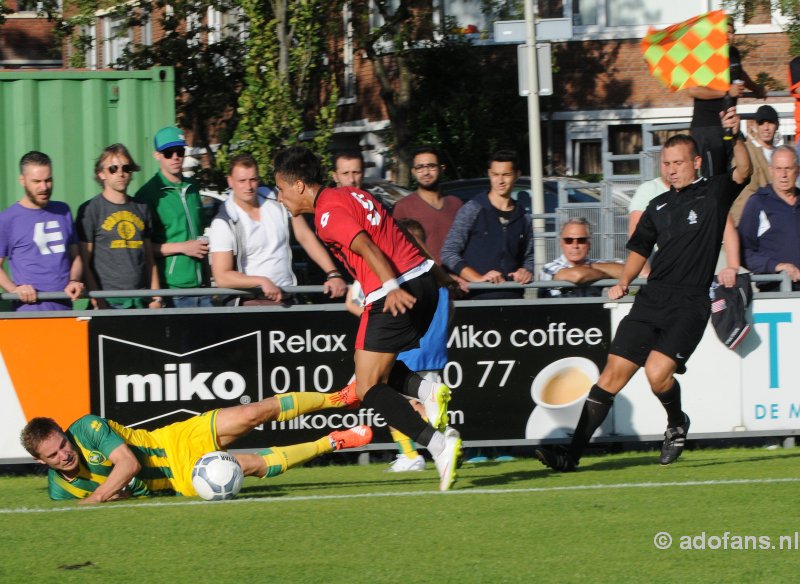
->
xmin=209 ymin=153 xmax=346 ymax=305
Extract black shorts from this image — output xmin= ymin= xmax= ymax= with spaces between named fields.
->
xmin=356 ymin=271 xmax=438 ymax=353
xmin=610 ymin=284 xmax=710 ymax=374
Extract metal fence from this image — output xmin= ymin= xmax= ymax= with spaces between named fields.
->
xmin=533 ymin=180 xmax=631 ymax=265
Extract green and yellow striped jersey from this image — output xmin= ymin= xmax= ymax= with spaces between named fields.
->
xmin=48 ymin=415 xmax=177 ymax=500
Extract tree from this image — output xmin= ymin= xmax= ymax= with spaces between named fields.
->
xmin=31 ymin=0 xmax=245 ymax=188
xmin=350 ymin=0 xmax=437 ymax=186
xmin=229 ymin=0 xmax=340 ymax=179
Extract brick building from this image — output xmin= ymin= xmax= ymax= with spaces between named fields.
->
xmin=1 ymin=0 xmax=796 ymax=182
xmin=0 ymin=1 xmax=61 ymax=68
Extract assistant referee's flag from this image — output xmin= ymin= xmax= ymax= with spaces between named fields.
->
xmin=641 ymin=10 xmax=730 ymax=92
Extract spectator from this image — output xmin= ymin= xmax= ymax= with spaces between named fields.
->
xmin=738 ymin=145 xmax=800 ymax=291
xmin=730 ymin=104 xmax=780 ymax=224
xmin=392 ymin=146 xmax=463 ymax=263
xmin=134 ymin=126 xmax=211 ymax=308
xmin=330 ymin=150 xmax=364 ymax=188
xmin=686 ymin=18 xmax=765 ymax=177
xmin=0 ymin=151 xmax=83 ymax=311
xmin=208 ymin=153 xmax=346 ymax=305
xmin=539 ymin=218 xmax=623 ymax=297
xmin=441 ymin=149 xmax=534 ymax=300
xmin=628 ymin=174 xmax=669 ymax=239
xmin=76 ymin=144 xmax=162 ymax=310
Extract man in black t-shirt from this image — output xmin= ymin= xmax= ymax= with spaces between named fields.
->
xmin=687 ymin=19 xmax=765 ymax=177
xmin=536 ymin=111 xmax=752 ymax=473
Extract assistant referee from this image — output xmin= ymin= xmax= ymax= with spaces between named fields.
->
xmin=536 ymin=106 xmax=752 ymax=472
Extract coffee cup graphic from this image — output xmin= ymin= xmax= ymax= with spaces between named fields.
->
xmin=525 ymin=357 xmax=598 ymax=439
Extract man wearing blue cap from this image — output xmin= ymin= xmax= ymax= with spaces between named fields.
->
xmin=134 ymin=126 xmax=212 ymax=307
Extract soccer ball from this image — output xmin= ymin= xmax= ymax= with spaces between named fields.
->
xmin=191 ymin=451 xmax=244 ymax=501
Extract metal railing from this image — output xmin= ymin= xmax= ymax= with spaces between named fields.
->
xmin=2 ymin=274 xmax=794 ymax=313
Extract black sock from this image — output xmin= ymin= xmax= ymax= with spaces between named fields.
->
xmin=567 ymin=384 xmax=615 ymax=463
xmin=361 ymin=383 xmax=430 ymax=445
xmin=387 ymin=360 xmax=423 ymax=398
xmin=655 ymin=379 xmax=684 ymax=428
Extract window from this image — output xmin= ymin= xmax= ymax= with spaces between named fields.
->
xmin=102 ymin=15 xmax=132 ymax=67
xmin=207 ymin=7 xmax=245 ymax=45
xmin=573 ymin=140 xmax=602 ymax=176
xmin=340 ymin=2 xmax=357 ymax=103
xmin=15 ymin=0 xmax=42 ymax=13
xmin=608 ymin=124 xmax=641 ymax=175
xmin=82 ymin=24 xmax=98 ymax=69
xmin=573 ymin=0 xmax=710 ymax=27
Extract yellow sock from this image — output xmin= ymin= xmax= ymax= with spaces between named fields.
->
xmin=258 ymin=436 xmax=332 ymax=478
xmin=276 ymin=392 xmax=337 ymax=422
xmin=389 ymin=428 xmax=419 ymax=458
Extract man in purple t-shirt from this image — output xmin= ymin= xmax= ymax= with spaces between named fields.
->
xmin=392 ymin=146 xmax=462 ymax=264
xmin=0 ymin=151 xmax=84 ymax=311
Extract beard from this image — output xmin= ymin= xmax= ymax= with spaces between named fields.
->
xmin=24 ymin=187 xmax=50 ymax=208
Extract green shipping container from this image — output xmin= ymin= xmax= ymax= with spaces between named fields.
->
xmin=0 ymin=67 xmax=176 ymax=214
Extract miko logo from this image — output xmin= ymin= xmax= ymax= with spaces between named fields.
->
xmin=687 ymin=210 xmax=698 ymax=225
xmin=98 ymin=332 xmax=262 ymax=425
xmin=33 ymin=221 xmax=65 ymax=255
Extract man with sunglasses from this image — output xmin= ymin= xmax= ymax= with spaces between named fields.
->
xmin=393 ymin=145 xmax=462 ymax=264
xmin=539 ymin=217 xmax=623 ymax=298
xmin=76 ymin=144 xmax=162 ymax=309
xmin=134 ymin=126 xmax=211 ymax=307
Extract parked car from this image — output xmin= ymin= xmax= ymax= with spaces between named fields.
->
xmin=441 ymin=176 xmax=631 ymax=260
xmin=440 ymin=176 xmax=629 ymax=216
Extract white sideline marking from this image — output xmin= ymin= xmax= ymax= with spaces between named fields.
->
xmin=2 ymin=477 xmax=799 ymax=515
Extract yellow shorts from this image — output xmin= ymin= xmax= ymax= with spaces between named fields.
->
xmin=113 ymin=410 xmax=220 ymax=497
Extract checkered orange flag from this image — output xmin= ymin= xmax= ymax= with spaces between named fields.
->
xmin=641 ymin=10 xmax=730 ymax=92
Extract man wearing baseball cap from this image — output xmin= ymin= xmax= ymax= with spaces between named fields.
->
xmin=731 ymin=104 xmax=780 ymax=224
xmin=134 ymin=126 xmax=211 ymax=307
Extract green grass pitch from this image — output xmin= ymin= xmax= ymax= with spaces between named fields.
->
xmin=1 ymin=447 xmax=799 ymax=583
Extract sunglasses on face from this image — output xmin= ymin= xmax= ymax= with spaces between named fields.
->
xmin=161 ymin=148 xmax=185 ymax=159
xmin=107 ymin=164 xmax=134 ymax=175
xmin=562 ymin=237 xmax=589 ymax=244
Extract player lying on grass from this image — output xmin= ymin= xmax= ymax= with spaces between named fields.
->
xmin=20 ymin=389 xmax=368 ymax=503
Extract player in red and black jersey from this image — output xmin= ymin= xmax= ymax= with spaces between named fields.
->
xmin=274 ymin=146 xmax=462 ymax=491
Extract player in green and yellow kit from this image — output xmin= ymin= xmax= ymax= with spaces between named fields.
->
xmin=20 ymin=387 xmax=365 ymax=503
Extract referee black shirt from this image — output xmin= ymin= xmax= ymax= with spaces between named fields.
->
xmin=628 ymin=172 xmax=748 ymax=290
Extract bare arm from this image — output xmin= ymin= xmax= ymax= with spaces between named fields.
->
xmin=64 ymin=243 xmax=84 ymax=301
xmin=628 ymin=211 xmax=643 ymax=239
xmin=607 ymin=251 xmax=648 ymax=300
xmin=553 ymin=263 xmax=624 ymax=285
xmin=0 ymin=257 xmax=16 ymax=293
xmin=349 ymin=231 xmax=415 ymax=316
xmin=79 ymin=443 xmax=141 ymax=504
xmin=291 ymin=216 xmax=346 ymax=297
xmin=723 ymin=108 xmax=752 ymax=184
xmin=210 ymin=250 xmax=282 ymax=301
xmin=144 ymin=239 xmax=163 ymax=309
xmin=79 ymin=242 xmax=106 ymax=309
xmin=157 ymin=240 xmax=208 ymax=259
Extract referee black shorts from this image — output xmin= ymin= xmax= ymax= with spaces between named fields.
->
xmin=356 ymin=271 xmax=438 ymax=353
xmin=610 ymin=283 xmax=711 ymax=374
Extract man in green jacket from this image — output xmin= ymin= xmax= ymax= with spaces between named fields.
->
xmin=134 ymin=126 xmax=212 ymax=307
